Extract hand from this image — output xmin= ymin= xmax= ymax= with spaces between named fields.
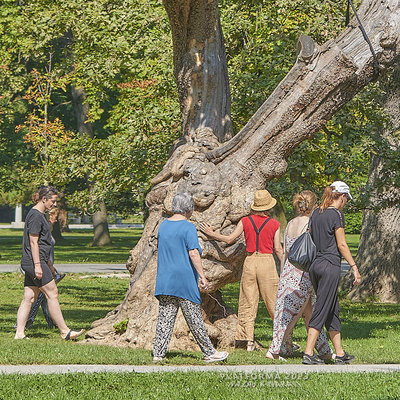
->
xmin=34 ymin=264 xmax=43 ymax=280
xmin=352 ymin=269 xmax=361 ymax=286
xmin=199 ymin=222 xmax=214 ymax=237
xmin=199 ymin=276 xmax=209 ymax=291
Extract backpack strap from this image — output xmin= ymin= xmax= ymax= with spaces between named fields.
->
xmin=248 ymin=215 xmax=271 ymax=253
xmin=307 ymin=209 xmax=316 ymax=232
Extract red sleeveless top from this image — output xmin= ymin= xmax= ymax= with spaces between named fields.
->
xmin=241 ymin=215 xmax=280 ymax=253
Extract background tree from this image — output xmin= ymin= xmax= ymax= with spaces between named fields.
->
xmin=85 ymin=0 xmax=400 ymax=349
xmin=343 ymin=65 xmax=400 ymax=302
xmin=0 ymin=0 xmax=180 ymax=244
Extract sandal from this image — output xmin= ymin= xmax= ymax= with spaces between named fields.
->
xmin=247 ymin=341 xmax=256 ymax=352
xmin=302 ymin=352 xmax=324 ymax=365
xmin=14 ymin=335 xmax=30 ymax=340
xmin=63 ymin=329 xmax=85 ymax=340
xmin=204 ymin=351 xmax=229 ymax=363
xmin=265 ymin=351 xmax=287 ymax=362
xmin=335 ymin=352 xmax=355 ymax=364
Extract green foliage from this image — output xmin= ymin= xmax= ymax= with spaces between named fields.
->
xmin=219 ymin=0 xmax=389 ymax=216
xmin=0 ymin=0 xmax=396 ymax=219
xmin=113 ymin=319 xmax=129 ymax=334
xmin=0 ymin=0 xmax=179 ymax=214
xmin=221 ymin=0 xmax=347 ymax=133
xmin=345 ymin=212 xmax=363 ymax=234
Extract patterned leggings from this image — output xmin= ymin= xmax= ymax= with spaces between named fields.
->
xmin=153 ymin=295 xmax=216 ymax=358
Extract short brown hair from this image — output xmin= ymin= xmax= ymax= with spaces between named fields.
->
xmin=32 ymin=186 xmax=58 ymax=204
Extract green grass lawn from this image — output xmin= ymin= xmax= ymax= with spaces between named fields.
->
xmin=1 ymin=371 xmax=400 ymax=400
xmin=1 ymin=272 xmax=399 ymax=365
xmin=346 ymin=234 xmax=360 ymax=257
xmin=0 ymin=228 xmax=143 ymax=264
xmin=1 ymin=270 xmax=399 ymax=399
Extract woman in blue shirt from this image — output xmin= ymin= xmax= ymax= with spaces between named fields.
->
xmin=153 ymin=192 xmax=228 ymax=363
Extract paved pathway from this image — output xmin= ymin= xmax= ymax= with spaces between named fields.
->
xmin=0 ymin=364 xmax=399 ymax=375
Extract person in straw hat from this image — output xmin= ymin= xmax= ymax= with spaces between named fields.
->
xmin=200 ymin=189 xmax=283 ymax=351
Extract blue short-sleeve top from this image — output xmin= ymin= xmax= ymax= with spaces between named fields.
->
xmin=155 ymin=219 xmax=202 ymax=304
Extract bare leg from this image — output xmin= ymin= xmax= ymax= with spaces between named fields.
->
xmin=39 ymin=281 xmax=83 ymax=339
xmin=329 ymin=330 xmax=344 ymax=357
xmin=303 ymin=298 xmax=312 ymax=326
xmin=15 ymin=286 xmax=39 ymax=339
xmin=304 ymin=327 xmax=320 ymax=356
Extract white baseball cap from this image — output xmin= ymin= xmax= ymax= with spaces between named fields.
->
xmin=330 ymin=181 xmax=353 ymax=200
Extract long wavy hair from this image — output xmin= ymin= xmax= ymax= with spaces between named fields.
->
xmin=319 ymin=186 xmax=342 ymax=212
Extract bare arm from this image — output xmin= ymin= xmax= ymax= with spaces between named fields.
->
xmin=188 ymin=248 xmax=208 ymax=291
xmin=274 ymin=227 xmax=283 ymax=263
xmin=335 ymin=227 xmax=361 ymax=286
xmin=199 ymin=220 xmax=244 ymax=244
xmin=29 ymin=234 xmax=42 ymax=279
xmin=281 ymin=228 xmax=287 ymax=269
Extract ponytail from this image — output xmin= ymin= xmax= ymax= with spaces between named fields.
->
xmin=319 ymin=186 xmax=342 ymax=212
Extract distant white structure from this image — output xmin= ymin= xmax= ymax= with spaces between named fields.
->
xmin=11 ymin=204 xmax=24 ymax=228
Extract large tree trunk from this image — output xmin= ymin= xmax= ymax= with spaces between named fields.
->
xmin=345 ymin=65 xmax=400 ymax=302
xmin=163 ymin=0 xmax=232 ymax=142
xmin=71 ymin=85 xmax=112 ymax=247
xmin=85 ymin=0 xmax=400 ymax=349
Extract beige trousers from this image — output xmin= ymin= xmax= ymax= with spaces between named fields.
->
xmin=235 ymin=253 xmax=279 ymax=341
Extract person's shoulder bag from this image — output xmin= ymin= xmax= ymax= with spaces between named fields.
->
xmin=288 ymin=213 xmax=316 ymax=272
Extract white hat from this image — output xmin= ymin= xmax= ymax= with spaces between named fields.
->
xmin=330 ymin=181 xmax=353 ymax=200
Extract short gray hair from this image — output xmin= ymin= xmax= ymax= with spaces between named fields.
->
xmin=172 ymin=192 xmax=194 ymax=215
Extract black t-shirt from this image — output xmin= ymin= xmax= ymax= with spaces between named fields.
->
xmin=21 ymin=208 xmax=53 ymax=266
xmin=310 ymin=207 xmax=345 ymax=266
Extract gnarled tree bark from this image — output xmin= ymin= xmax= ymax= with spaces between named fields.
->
xmin=85 ymin=0 xmax=400 ymax=350
xmin=345 ymin=64 xmax=400 ymax=302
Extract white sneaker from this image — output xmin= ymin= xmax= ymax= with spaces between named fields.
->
xmin=204 ymin=351 xmax=229 ymax=363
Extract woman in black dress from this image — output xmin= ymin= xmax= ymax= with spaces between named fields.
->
xmin=15 ymin=186 xmax=84 ymax=340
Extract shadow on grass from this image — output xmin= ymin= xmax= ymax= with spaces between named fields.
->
xmin=59 ymin=282 xmax=128 ymax=304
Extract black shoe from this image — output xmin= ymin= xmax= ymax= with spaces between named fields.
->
xmin=55 ymin=273 xmax=66 ymax=283
xmin=302 ymin=353 xmax=324 ymax=365
xmin=335 ymin=352 xmax=355 ymax=364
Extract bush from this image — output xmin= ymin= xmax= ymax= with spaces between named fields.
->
xmin=345 ymin=212 xmax=363 ymax=234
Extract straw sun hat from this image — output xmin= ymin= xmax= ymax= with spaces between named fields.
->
xmin=250 ymin=190 xmax=277 ymax=211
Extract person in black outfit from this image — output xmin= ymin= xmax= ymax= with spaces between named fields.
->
xmin=302 ymin=181 xmax=361 ymax=365
xmin=14 ymin=186 xmax=84 ymax=340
